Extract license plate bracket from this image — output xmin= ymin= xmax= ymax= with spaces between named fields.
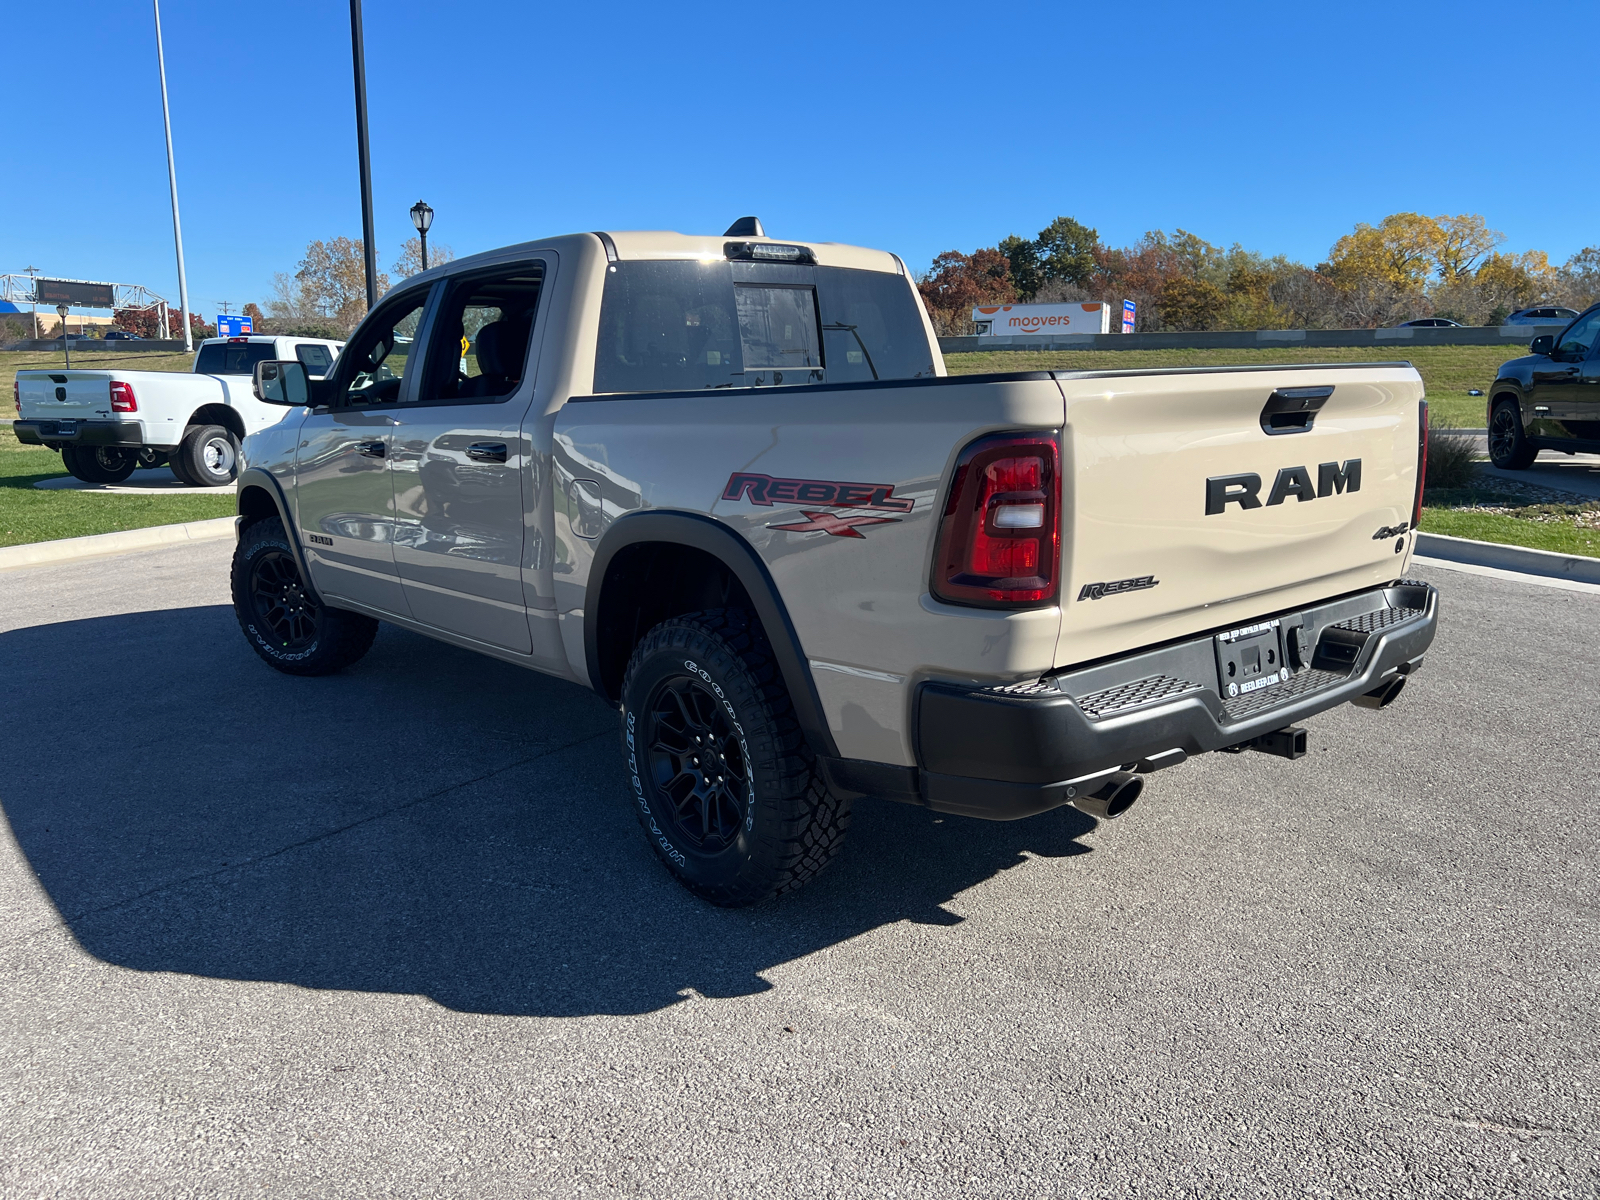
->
xmin=1215 ymin=620 xmax=1287 ymax=701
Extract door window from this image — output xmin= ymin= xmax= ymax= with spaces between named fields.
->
xmin=1554 ymin=310 xmax=1600 ymax=360
xmin=336 ymin=293 xmax=427 ymax=407
xmin=417 ymin=265 xmax=545 ymax=403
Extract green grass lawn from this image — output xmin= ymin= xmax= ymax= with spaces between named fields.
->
xmin=944 ymin=344 xmax=1513 ymax=428
xmin=1418 ymin=507 xmax=1600 ymax=558
xmin=1 ymin=350 xmax=232 ymax=548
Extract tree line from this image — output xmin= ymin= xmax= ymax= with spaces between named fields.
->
xmin=916 ymin=213 xmax=1600 ymax=334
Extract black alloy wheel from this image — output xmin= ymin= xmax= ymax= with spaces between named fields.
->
xmin=248 ymin=546 xmax=321 ymax=651
xmin=1488 ymin=401 xmax=1537 ymax=470
xmin=644 ymin=673 xmax=752 ymax=852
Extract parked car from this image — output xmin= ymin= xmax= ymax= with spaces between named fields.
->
xmin=226 ymin=222 xmax=1439 ymax=906
xmin=1485 ymin=304 xmax=1600 ymax=469
xmin=1504 ymin=307 xmax=1580 ymax=325
xmin=13 ymin=334 xmax=343 ymax=485
xmin=1397 ymin=318 xmax=1463 ymax=328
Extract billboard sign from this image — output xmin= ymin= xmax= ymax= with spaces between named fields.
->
xmin=36 ymin=279 xmax=115 ymax=309
xmin=971 ymin=302 xmax=1110 ymax=337
xmin=216 ymin=314 xmax=254 ymax=337
xmin=1122 ymin=299 xmax=1136 ymax=333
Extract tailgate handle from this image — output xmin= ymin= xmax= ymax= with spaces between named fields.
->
xmin=1261 ymin=386 xmax=1333 ymax=436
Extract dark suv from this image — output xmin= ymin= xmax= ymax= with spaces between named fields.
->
xmin=1487 ymin=304 xmax=1600 ymax=469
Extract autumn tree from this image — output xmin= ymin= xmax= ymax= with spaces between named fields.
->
xmin=917 ymin=249 xmax=1017 ymax=334
xmin=1432 ymin=214 xmax=1504 ymax=283
xmin=295 ymin=237 xmax=389 ymax=331
xmin=241 ymin=302 xmax=265 ymax=328
xmin=391 ymin=237 xmax=456 ymax=280
xmin=1324 ymin=213 xmax=1441 ymax=291
xmin=1156 ymin=275 xmax=1227 ymax=330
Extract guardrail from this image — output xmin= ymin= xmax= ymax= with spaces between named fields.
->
xmin=1 ymin=339 xmax=191 ymax=352
xmin=938 ymin=324 xmax=1569 ymax=355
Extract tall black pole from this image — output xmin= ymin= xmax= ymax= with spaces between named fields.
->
xmin=420 ymin=228 xmax=428 ymax=272
xmin=349 ymin=0 xmax=378 ymax=312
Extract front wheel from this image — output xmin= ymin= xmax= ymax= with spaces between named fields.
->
xmin=1488 ymin=400 xmax=1538 ymax=470
xmin=231 ymin=517 xmax=379 ymax=676
xmin=620 ymin=609 xmax=849 ymax=906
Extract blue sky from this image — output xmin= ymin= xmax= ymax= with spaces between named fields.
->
xmin=4 ymin=0 xmax=1596 ymax=319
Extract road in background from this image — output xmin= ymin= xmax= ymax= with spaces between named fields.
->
xmin=0 ymin=543 xmax=1595 ymax=1198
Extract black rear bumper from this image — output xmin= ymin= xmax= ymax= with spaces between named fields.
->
xmin=825 ymin=579 xmax=1439 ymax=821
xmin=13 ymin=419 xmax=148 ymax=448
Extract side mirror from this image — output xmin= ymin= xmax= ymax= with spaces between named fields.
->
xmin=253 ymin=360 xmax=310 ymax=406
xmin=1530 ymin=334 xmax=1555 ymax=356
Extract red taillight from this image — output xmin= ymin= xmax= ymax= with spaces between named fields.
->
xmin=110 ymin=381 xmax=138 ymax=413
xmin=932 ymin=432 xmax=1060 ymax=607
xmin=1412 ymin=400 xmax=1428 ymax=528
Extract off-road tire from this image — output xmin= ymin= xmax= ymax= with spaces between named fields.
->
xmin=620 ymin=608 xmax=849 ymax=906
xmin=61 ymin=444 xmax=137 ymax=483
xmin=231 ymin=516 xmax=379 ymax=676
xmin=173 ymin=423 xmax=239 ymax=487
xmin=1488 ymin=399 xmax=1538 ymax=470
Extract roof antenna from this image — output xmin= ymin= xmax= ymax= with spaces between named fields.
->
xmin=723 ymin=216 xmax=764 ymax=237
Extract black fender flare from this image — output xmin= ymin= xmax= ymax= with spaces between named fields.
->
xmin=1486 ymin=382 xmax=1530 ymax=432
xmin=583 ymin=510 xmax=839 ymax=759
xmin=235 ymin=466 xmax=322 ymax=606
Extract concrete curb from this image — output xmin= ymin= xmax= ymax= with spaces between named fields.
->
xmin=1416 ymin=531 xmax=1600 ymax=585
xmin=0 ymin=517 xmax=235 ymax=572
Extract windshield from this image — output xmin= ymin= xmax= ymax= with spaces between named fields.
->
xmin=195 ymin=342 xmax=277 ymax=376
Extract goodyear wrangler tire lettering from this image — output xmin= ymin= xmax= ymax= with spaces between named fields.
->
xmin=618 ymin=608 xmax=850 ymax=907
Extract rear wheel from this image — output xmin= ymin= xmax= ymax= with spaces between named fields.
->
xmin=620 ymin=608 xmax=849 ymax=906
xmin=231 ymin=517 xmax=379 ymax=676
xmin=61 ymin=444 xmax=137 ymax=483
xmin=172 ymin=423 xmax=239 ymax=487
xmin=1488 ymin=400 xmax=1538 ymax=469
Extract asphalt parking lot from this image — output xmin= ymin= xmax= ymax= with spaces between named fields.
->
xmin=1 ymin=542 xmax=1596 ymax=1198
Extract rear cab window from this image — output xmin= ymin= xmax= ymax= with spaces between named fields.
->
xmin=593 ymin=257 xmax=935 ymax=395
xmin=195 ymin=341 xmax=277 ymax=376
xmin=294 ymin=343 xmax=335 ymax=377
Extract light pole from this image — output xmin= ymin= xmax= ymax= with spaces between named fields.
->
xmin=153 ymin=0 xmax=192 ymax=352
xmin=57 ymin=304 xmax=71 ymax=368
xmin=349 ymin=0 xmax=378 ymax=312
xmin=410 ymin=201 xmax=434 ymax=272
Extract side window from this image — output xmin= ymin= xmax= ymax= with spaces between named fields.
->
xmin=418 ymin=265 xmax=544 ymax=403
xmin=1555 ymin=311 xmax=1600 ymax=359
xmin=337 ymin=295 xmax=427 ymax=406
xmin=294 ymin=343 xmax=333 ymax=377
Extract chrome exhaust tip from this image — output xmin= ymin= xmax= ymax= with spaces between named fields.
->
xmin=1071 ymin=771 xmax=1144 ymax=821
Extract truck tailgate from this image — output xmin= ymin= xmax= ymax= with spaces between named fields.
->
xmin=16 ymin=370 xmax=117 ymax=421
xmin=1054 ymin=365 xmax=1424 ymax=668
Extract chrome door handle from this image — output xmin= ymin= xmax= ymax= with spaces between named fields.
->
xmin=356 ymin=440 xmax=386 ymax=458
xmin=466 ymin=441 xmax=508 ymax=463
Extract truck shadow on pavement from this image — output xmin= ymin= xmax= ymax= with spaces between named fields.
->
xmin=1 ymin=604 xmax=1097 ymax=1017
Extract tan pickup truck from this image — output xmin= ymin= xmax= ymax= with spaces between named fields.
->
xmin=229 ymin=219 xmax=1439 ymax=905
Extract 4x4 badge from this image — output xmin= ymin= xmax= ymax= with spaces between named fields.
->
xmin=769 ymin=511 xmax=898 ymax=538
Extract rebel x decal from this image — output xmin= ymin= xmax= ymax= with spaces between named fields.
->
xmin=724 ymin=471 xmax=911 ymax=539
xmin=767 ymin=511 xmax=899 ymax=539
xmin=722 ymin=472 xmax=913 ymax=513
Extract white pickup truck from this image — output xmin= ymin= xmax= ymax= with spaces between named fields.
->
xmin=13 ymin=334 xmax=343 ymax=486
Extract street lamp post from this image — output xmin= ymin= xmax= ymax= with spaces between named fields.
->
xmin=57 ymin=305 xmax=71 ymax=368
xmin=349 ymin=0 xmax=378 ymax=311
xmin=410 ymin=200 xmax=434 ymax=272
xmin=153 ymin=0 xmax=193 ymax=353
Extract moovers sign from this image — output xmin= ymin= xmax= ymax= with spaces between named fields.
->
xmin=971 ymin=302 xmax=1112 ymax=337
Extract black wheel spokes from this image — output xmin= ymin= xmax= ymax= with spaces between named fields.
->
xmin=644 ymin=676 xmax=749 ymax=852
xmin=249 ymin=550 xmax=320 ymax=649
xmin=1490 ymin=411 xmax=1514 ymax=460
